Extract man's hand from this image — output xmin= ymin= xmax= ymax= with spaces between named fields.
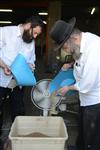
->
xmin=28 ymin=63 xmax=35 ymax=72
xmin=3 ymin=66 xmax=11 ymax=75
xmin=61 ymin=62 xmax=73 ymax=71
xmin=0 ymin=58 xmax=11 ymax=75
xmin=57 ymin=86 xmax=69 ymax=96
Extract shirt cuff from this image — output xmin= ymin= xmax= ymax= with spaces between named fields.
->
xmin=74 ymin=82 xmax=80 ymax=91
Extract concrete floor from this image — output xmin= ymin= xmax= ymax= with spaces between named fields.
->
xmin=0 ymin=54 xmax=80 ymax=150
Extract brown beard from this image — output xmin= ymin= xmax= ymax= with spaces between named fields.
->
xmin=22 ymin=29 xmax=33 ymax=43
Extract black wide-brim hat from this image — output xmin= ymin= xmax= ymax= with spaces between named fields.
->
xmin=50 ymin=17 xmax=76 ymax=51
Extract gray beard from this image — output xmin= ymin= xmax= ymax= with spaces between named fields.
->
xmin=72 ymin=49 xmax=81 ymax=60
xmin=70 ymin=43 xmax=81 ymax=60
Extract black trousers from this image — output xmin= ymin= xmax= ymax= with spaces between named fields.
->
xmin=76 ymin=103 xmax=100 ymax=150
xmin=0 ymin=86 xmax=25 ymax=134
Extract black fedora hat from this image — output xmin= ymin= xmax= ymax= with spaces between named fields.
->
xmin=50 ymin=17 xmax=76 ymax=51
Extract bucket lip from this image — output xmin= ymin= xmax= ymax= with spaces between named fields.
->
xmin=11 ymin=116 xmax=65 ymax=122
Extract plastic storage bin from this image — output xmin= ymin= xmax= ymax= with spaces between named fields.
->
xmin=9 ymin=116 xmax=68 ymax=150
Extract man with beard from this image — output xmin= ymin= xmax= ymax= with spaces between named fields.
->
xmin=50 ymin=17 xmax=100 ymax=150
xmin=0 ymin=15 xmax=43 ymax=143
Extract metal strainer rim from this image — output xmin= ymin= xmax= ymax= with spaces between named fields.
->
xmin=31 ymin=79 xmax=62 ymax=110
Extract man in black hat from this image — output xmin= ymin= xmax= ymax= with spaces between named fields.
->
xmin=50 ymin=17 xmax=100 ymax=150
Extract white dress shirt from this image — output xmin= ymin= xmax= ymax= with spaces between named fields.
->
xmin=74 ymin=32 xmax=100 ymax=106
xmin=0 ymin=25 xmax=35 ymax=87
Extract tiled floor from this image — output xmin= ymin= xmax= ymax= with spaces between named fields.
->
xmin=1 ymin=55 xmax=80 ymax=150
